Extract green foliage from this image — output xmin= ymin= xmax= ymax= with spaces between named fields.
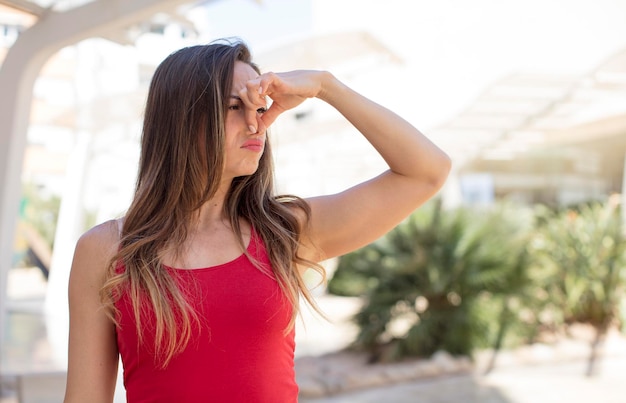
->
xmin=20 ymin=183 xmax=61 ymax=249
xmin=13 ymin=183 xmax=61 ymax=269
xmin=332 ymin=199 xmax=536 ymax=361
xmin=330 ymin=197 xmax=626 ymax=366
xmin=531 ymin=201 xmax=626 ymax=330
xmin=530 ymin=200 xmax=626 ymax=376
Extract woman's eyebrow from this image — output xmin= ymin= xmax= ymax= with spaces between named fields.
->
xmin=229 ymin=95 xmax=242 ymax=101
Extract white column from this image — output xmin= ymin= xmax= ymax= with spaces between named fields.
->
xmin=44 ymin=129 xmax=91 ymax=367
xmin=0 ymin=22 xmax=48 ymax=369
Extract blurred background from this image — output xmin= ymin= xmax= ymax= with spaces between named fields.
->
xmin=1 ymin=0 xmax=626 ymax=402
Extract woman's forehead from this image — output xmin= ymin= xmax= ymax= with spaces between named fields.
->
xmin=232 ymin=61 xmax=259 ymax=91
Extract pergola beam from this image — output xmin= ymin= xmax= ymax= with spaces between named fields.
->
xmin=0 ymin=0 xmax=47 ymax=16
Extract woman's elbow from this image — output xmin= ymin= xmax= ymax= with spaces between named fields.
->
xmin=429 ymin=151 xmax=452 ymax=190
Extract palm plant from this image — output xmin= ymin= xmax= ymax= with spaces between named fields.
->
xmin=532 ymin=200 xmax=626 ymax=376
xmin=330 ymin=199 xmax=536 ymax=362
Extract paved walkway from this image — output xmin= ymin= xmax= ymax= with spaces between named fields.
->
xmin=300 ymin=354 xmax=626 ymax=403
xmin=3 ymin=356 xmax=624 ymax=403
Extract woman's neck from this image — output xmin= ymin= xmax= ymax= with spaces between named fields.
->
xmin=192 ymin=178 xmax=234 ymax=229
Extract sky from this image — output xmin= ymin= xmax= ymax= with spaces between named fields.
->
xmin=192 ymin=0 xmax=313 ymax=49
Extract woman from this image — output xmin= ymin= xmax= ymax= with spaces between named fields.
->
xmin=63 ymin=38 xmax=450 ymax=402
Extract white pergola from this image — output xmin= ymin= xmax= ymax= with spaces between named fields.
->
xmin=0 ymin=0 xmax=200 ymax=377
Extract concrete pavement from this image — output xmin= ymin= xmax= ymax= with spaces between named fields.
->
xmin=300 ymin=354 xmax=626 ymax=403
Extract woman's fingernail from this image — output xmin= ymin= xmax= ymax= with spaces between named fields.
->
xmin=249 ymin=125 xmax=257 ymax=133
xmin=258 ymin=86 xmax=263 ymax=95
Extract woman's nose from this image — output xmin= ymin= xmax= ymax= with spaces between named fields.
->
xmin=246 ymin=109 xmax=267 ymax=134
xmin=254 ymin=113 xmax=267 ymax=134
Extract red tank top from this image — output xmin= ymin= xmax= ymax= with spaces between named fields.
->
xmin=115 ymin=231 xmax=298 ymax=402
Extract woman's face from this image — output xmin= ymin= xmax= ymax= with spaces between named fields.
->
xmin=222 ymin=61 xmax=267 ymax=181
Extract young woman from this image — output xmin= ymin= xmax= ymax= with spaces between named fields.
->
xmin=63 ymin=38 xmax=451 ymax=402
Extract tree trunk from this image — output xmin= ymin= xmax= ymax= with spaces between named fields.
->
xmin=586 ymin=322 xmax=608 ymax=377
xmin=484 ymin=300 xmax=511 ymax=375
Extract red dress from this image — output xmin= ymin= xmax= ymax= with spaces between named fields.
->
xmin=115 ymin=231 xmax=298 ymax=402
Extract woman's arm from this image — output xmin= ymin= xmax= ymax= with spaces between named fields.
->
xmin=304 ymin=72 xmax=451 ymax=260
xmin=241 ymin=70 xmax=451 ymax=261
xmin=64 ymin=220 xmax=120 ymax=403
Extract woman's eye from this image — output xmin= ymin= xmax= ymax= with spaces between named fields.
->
xmin=228 ymin=104 xmax=266 ymax=113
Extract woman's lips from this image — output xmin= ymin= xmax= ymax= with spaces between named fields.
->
xmin=241 ymin=138 xmax=264 ymax=152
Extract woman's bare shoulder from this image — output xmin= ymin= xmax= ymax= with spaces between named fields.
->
xmin=78 ymin=219 xmax=120 ymax=250
xmin=72 ymin=219 xmax=122 ymax=278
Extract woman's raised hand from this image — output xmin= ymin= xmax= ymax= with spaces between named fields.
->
xmin=239 ymin=70 xmax=328 ymax=129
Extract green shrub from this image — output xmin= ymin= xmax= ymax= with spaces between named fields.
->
xmin=331 ymin=200 xmax=536 ymax=362
xmin=531 ymin=200 xmax=626 ymax=375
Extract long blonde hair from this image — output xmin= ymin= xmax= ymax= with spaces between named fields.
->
xmin=100 ymin=39 xmax=325 ymax=368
